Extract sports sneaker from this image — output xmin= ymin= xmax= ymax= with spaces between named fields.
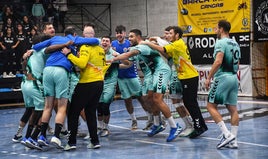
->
xmin=147 ymin=124 xmax=166 ymax=137
xmin=225 ymin=140 xmax=238 ymax=149
xmin=84 ymin=133 xmax=90 ymax=140
xmin=87 ymin=142 xmax=101 ymax=149
xmin=166 ymin=123 xmax=183 ymax=142
xmin=50 ymin=136 xmax=64 ymax=149
xmin=100 ymin=129 xmax=110 ymax=137
xmin=179 ymin=127 xmax=195 ymax=137
xmin=38 ymin=135 xmax=49 ymax=146
xmin=131 ymin=120 xmax=138 ymax=130
xmin=142 ymin=121 xmax=153 ymax=130
xmin=25 ymin=137 xmax=42 ymax=150
xmin=20 ymin=137 xmax=27 ymax=146
xmin=217 ymin=133 xmax=235 ymax=149
xmin=64 ymin=144 xmax=77 ymax=151
xmin=12 ymin=134 xmax=22 ymax=143
xmin=189 ymin=125 xmax=208 ymax=138
xmin=60 ymin=130 xmax=70 ymax=138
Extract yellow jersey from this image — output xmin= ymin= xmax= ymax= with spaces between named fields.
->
xmin=68 ymin=45 xmax=110 ymax=83
xmin=164 ymin=39 xmax=198 ymax=79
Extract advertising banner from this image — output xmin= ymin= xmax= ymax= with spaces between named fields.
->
xmin=196 ymin=65 xmax=252 ymax=96
xmin=253 ymin=0 xmax=268 ymax=42
xmin=186 ymin=32 xmax=250 ymax=64
xmin=178 ymin=0 xmax=251 ymax=35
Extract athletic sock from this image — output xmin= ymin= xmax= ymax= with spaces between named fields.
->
xmin=54 ymin=123 xmax=63 ymax=138
xmin=153 ymin=115 xmax=160 ymax=126
xmin=167 ymin=116 xmax=177 ymax=128
xmin=40 ymin=122 xmax=48 ymax=138
xmin=217 ymin=121 xmax=230 ymax=137
xmin=25 ymin=125 xmax=34 ymax=138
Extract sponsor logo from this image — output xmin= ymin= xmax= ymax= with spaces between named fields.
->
xmin=255 ymin=0 xmax=268 ymax=35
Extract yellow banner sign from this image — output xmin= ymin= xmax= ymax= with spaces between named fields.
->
xmin=178 ymin=0 xmax=251 ymax=35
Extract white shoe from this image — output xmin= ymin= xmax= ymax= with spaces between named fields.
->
xmin=83 ymin=133 xmax=90 ymax=140
xmin=100 ymin=129 xmax=110 ymax=137
xmin=64 ymin=144 xmax=77 ymax=151
xmin=225 ymin=140 xmax=238 ymax=149
xmin=87 ymin=143 xmax=101 ymax=149
xmin=217 ymin=133 xmax=235 ymax=149
xmin=179 ymin=127 xmax=195 ymax=137
xmin=50 ymin=136 xmax=63 ymax=149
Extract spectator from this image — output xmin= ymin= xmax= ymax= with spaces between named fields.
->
xmin=2 ymin=6 xmax=15 ymax=26
xmin=22 ymin=15 xmax=34 ymax=36
xmin=15 ymin=23 xmax=28 ymax=74
xmin=53 ymin=0 xmax=68 ymax=32
xmin=32 ymin=0 xmax=45 ymax=29
xmin=0 ymin=27 xmax=19 ymax=76
xmin=1 ymin=17 xmax=16 ymax=38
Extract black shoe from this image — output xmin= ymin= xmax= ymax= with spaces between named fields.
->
xmin=189 ymin=125 xmax=208 ymax=138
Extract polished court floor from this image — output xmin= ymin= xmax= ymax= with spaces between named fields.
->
xmin=0 ymin=96 xmax=268 ymax=159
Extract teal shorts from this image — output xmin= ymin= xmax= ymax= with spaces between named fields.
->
xmin=43 ymin=66 xmax=70 ymax=99
xmin=21 ymin=80 xmax=44 ymax=111
xmin=142 ymin=74 xmax=153 ymax=96
xmin=69 ymin=72 xmax=79 ymax=101
xmin=169 ymin=70 xmax=183 ymax=99
xmin=152 ymin=68 xmax=171 ymax=94
xmin=208 ymin=74 xmax=238 ymax=105
xmin=118 ymin=77 xmax=142 ymax=99
xmin=99 ymin=80 xmax=117 ymax=103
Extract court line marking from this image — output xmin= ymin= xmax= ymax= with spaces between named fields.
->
xmin=110 ymin=124 xmax=268 ymax=148
xmin=110 ymin=102 xmax=268 ymax=149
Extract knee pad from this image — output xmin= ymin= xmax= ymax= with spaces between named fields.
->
xmin=102 ymin=103 xmax=110 ymax=116
xmin=20 ymin=107 xmax=34 ymax=123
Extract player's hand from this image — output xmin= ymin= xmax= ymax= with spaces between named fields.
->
xmin=62 ymin=47 xmax=71 ymax=55
xmin=205 ymin=79 xmax=211 ymax=90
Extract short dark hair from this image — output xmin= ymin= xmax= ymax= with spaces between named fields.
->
xmin=115 ymin=25 xmax=126 ymax=33
xmin=165 ymin=26 xmax=172 ymax=32
xmin=170 ymin=26 xmax=183 ymax=38
xmin=129 ymin=29 xmax=142 ymax=37
xmin=101 ymin=36 xmax=112 ymax=42
xmin=64 ymin=26 xmax=76 ymax=36
xmin=41 ymin=22 xmax=53 ymax=32
xmin=218 ymin=20 xmax=231 ymax=32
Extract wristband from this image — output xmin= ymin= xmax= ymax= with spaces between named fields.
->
xmin=66 ymin=52 xmax=72 ymax=56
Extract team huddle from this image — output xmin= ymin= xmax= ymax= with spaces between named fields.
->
xmin=12 ymin=19 xmax=240 ymax=151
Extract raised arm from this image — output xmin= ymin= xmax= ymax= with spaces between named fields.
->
xmin=45 ymin=40 xmax=73 ymax=54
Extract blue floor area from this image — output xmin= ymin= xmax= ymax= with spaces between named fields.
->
xmin=0 ymin=96 xmax=268 ymax=159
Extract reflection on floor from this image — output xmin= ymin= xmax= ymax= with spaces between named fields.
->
xmin=0 ymin=96 xmax=267 ymax=159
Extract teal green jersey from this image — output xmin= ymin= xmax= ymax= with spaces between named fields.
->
xmin=214 ymin=37 xmax=241 ymax=77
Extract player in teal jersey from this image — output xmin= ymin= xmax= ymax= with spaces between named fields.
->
xmin=18 ymin=34 xmax=50 ymax=150
xmin=205 ymin=20 xmax=241 ymax=149
xmin=97 ymin=36 xmax=132 ymax=137
xmin=111 ymin=29 xmax=183 ymax=142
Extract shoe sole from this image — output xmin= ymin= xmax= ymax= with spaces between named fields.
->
xmin=38 ymin=140 xmax=49 ymax=146
xmin=147 ymin=127 xmax=165 ymax=137
xmin=51 ymin=141 xmax=64 ymax=149
xmin=217 ymin=137 xmax=235 ymax=149
xmin=12 ymin=138 xmax=22 ymax=143
xmin=25 ymin=142 xmax=42 ymax=150
xmin=64 ymin=146 xmax=76 ymax=151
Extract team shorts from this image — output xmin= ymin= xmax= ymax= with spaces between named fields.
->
xmin=169 ymin=70 xmax=183 ymax=99
xmin=43 ymin=66 xmax=70 ymax=99
xmin=118 ymin=77 xmax=142 ymax=99
xmin=69 ymin=72 xmax=79 ymax=101
xmin=208 ymin=74 xmax=238 ymax=105
xmin=99 ymin=80 xmax=117 ymax=103
xmin=152 ymin=68 xmax=171 ymax=94
xmin=21 ymin=80 xmax=44 ymax=110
